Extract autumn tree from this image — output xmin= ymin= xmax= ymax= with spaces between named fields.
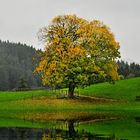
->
xmin=36 ymin=15 xmax=120 ymax=98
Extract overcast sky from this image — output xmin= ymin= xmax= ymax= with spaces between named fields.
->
xmin=0 ymin=0 xmax=140 ymax=63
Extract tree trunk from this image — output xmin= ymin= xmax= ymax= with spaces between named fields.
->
xmin=68 ymin=84 xmax=75 ymax=98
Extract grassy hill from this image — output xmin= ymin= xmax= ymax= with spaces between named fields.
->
xmin=79 ymin=77 xmax=140 ymax=101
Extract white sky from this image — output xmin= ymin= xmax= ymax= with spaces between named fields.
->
xmin=0 ymin=0 xmax=140 ymax=63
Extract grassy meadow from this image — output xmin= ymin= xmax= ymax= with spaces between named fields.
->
xmin=79 ymin=77 xmax=140 ymax=101
xmin=0 ymin=77 xmax=139 ymax=120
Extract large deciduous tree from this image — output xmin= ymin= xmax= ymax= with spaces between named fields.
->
xmin=36 ymin=15 xmax=120 ymax=98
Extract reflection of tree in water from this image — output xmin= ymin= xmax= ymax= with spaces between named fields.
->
xmin=0 ymin=114 xmax=124 ymax=140
xmin=68 ymin=120 xmax=76 ymax=138
xmin=0 ymin=124 xmax=121 ymax=140
xmin=42 ymin=120 xmax=120 ymax=140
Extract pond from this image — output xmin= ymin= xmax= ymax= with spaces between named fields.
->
xmin=0 ymin=114 xmax=140 ymax=140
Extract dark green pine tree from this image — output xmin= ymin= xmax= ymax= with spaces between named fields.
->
xmin=0 ymin=40 xmax=42 ymax=90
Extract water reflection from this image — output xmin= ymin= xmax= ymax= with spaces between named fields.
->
xmin=0 ymin=125 xmax=119 ymax=140
xmin=0 ymin=115 xmax=139 ymax=140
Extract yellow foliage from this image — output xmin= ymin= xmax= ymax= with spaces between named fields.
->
xmin=36 ymin=15 xmax=120 ymax=88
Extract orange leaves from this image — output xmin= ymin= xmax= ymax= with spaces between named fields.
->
xmin=68 ymin=45 xmax=85 ymax=59
xmin=49 ymin=61 xmax=57 ymax=71
xmin=35 ymin=59 xmax=47 ymax=73
xmin=36 ymin=15 xmax=121 ymax=88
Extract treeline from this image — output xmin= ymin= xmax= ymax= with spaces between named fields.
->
xmin=117 ymin=60 xmax=140 ymax=79
xmin=0 ymin=40 xmax=42 ymax=91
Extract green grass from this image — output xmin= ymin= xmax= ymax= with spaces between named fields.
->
xmin=78 ymin=77 xmax=140 ymax=101
xmin=0 ymin=89 xmax=53 ymax=102
xmin=0 ymin=117 xmax=64 ymax=129
xmin=0 ymin=77 xmax=139 ymax=119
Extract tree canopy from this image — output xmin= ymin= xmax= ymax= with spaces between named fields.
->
xmin=36 ymin=15 xmax=120 ymax=98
